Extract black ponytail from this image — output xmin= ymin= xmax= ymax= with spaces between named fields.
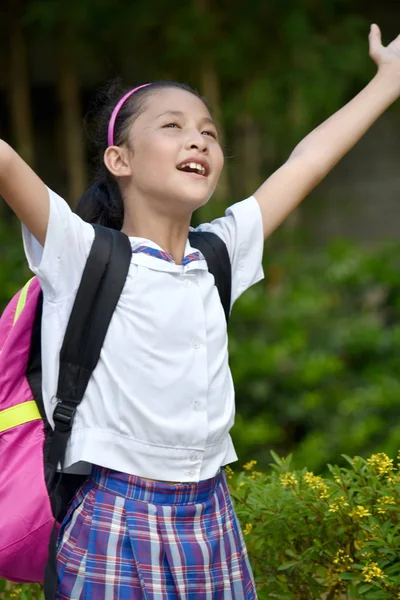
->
xmin=75 ymin=80 xmax=205 ymax=229
xmin=75 ymin=171 xmax=124 ymax=231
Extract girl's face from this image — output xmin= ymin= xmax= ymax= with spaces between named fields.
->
xmin=124 ymin=87 xmax=224 ymax=213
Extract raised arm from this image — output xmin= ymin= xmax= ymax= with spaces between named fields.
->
xmin=255 ymin=25 xmax=400 ymax=239
xmin=0 ymin=140 xmax=49 ymax=245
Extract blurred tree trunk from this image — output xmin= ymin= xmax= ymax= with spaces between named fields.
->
xmin=195 ymin=0 xmax=228 ymax=205
xmin=199 ymin=61 xmax=229 ymax=204
xmin=8 ymin=0 xmax=35 ymax=166
xmin=233 ymin=112 xmax=263 ymax=199
xmin=58 ymin=49 xmax=86 ymax=206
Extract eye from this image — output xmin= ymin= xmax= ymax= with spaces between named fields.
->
xmin=163 ymin=122 xmax=180 ymax=129
xmin=202 ymin=130 xmax=218 ymax=140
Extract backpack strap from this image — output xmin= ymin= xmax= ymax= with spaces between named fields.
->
xmin=188 ymin=231 xmax=232 ymax=324
xmin=45 ymin=225 xmax=132 ymax=489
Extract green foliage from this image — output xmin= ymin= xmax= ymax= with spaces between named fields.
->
xmin=230 ymin=240 xmax=400 ymax=472
xmin=0 ymin=216 xmax=30 ymax=310
xmin=228 ymin=451 xmax=400 ymax=599
xmin=0 ymin=580 xmax=43 ymax=599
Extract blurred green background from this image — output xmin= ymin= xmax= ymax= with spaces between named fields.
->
xmin=1 ymin=0 xmax=400 ymax=474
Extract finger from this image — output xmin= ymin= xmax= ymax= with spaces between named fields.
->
xmin=369 ymin=23 xmax=383 ymax=61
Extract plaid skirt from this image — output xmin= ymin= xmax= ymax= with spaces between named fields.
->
xmin=56 ymin=466 xmax=257 ymax=599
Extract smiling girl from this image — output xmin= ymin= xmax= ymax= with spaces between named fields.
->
xmin=1 ymin=24 xmax=400 ymax=600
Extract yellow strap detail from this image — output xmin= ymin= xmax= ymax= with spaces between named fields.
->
xmin=13 ymin=278 xmax=35 ymax=325
xmin=0 ymin=401 xmax=42 ymax=433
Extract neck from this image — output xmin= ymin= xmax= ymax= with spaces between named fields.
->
xmin=121 ymin=193 xmax=192 ymax=265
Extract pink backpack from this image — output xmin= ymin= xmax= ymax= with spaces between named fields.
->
xmin=0 ymin=277 xmax=53 ymax=582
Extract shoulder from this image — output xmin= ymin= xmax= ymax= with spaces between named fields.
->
xmin=193 ymin=196 xmax=263 ymax=260
xmin=193 ymin=196 xmax=264 ymax=306
xmin=22 ymin=186 xmax=95 ymax=300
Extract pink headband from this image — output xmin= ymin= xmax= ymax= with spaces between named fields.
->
xmin=107 ymin=83 xmax=152 ymax=147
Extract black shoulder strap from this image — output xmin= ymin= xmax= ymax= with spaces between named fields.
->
xmin=45 ymin=225 xmax=132 ymax=489
xmin=188 ymin=231 xmax=232 ymax=324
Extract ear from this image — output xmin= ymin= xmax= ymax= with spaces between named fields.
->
xmin=104 ymin=145 xmax=132 ymax=177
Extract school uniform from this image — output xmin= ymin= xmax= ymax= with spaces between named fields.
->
xmin=23 ymin=188 xmax=264 ymax=599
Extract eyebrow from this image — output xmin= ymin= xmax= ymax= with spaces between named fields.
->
xmin=155 ymin=110 xmax=216 ymax=127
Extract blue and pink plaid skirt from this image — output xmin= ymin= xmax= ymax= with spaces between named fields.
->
xmin=56 ymin=466 xmax=257 ymax=599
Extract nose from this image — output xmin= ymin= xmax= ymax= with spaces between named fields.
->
xmin=184 ymin=129 xmax=208 ymax=152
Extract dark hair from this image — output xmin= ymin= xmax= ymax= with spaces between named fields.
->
xmin=75 ymin=81 xmax=205 ymax=230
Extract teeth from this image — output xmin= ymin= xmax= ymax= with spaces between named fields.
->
xmin=179 ymin=162 xmax=206 ymax=175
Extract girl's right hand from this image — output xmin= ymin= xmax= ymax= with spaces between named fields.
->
xmin=0 ymin=140 xmax=49 ymax=245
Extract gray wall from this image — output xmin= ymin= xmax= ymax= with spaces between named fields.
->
xmin=302 ymin=110 xmax=400 ymax=245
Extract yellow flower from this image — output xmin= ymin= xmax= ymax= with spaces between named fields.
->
xmin=332 ymin=549 xmax=354 ymax=571
xmin=362 ymin=562 xmax=386 ymax=583
xmin=317 ymin=485 xmax=330 ymax=500
xmin=243 ymin=522 xmax=253 ymax=535
xmin=303 ymin=472 xmax=324 ymax=489
xmin=280 ymin=472 xmax=297 ymax=489
xmin=378 ymin=496 xmax=395 ymax=504
xmin=303 ymin=472 xmax=330 ymax=499
xmin=367 ymin=453 xmax=394 ymax=477
xmin=354 ymin=539 xmax=364 ymax=550
xmin=242 ymin=460 xmax=257 ymax=471
xmin=225 ymin=465 xmax=234 ymax=480
xmin=349 ymin=505 xmax=371 ymax=520
xmin=328 ymin=496 xmax=349 ymax=513
xmin=250 ymin=470 xmax=262 ymax=480
xmin=376 ymin=495 xmax=395 ymax=514
xmin=360 ymin=551 xmax=374 ymax=559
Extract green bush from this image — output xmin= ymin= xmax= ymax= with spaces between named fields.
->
xmin=0 ymin=580 xmax=43 ymax=599
xmin=228 ymin=451 xmax=400 ymax=599
xmin=230 ymin=240 xmax=400 ymax=472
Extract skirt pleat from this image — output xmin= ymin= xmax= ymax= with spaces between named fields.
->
xmin=56 ymin=467 xmax=257 ymax=599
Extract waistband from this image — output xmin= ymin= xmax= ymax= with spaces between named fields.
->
xmin=90 ymin=466 xmax=224 ymax=505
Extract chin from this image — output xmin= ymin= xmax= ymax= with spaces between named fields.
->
xmin=185 ymin=192 xmax=212 ymax=212
xmin=170 ymin=187 xmax=213 ymax=212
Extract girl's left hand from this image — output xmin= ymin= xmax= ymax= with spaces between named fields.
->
xmin=369 ymin=24 xmax=400 ymax=72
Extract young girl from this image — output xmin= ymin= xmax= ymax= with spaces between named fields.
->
xmin=1 ymin=24 xmax=399 ymax=600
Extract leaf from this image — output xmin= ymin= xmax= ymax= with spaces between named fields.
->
xmin=357 ymin=583 xmax=373 ymax=594
xmin=338 ymin=572 xmax=361 ymax=581
xmin=277 ymin=561 xmax=299 ymax=571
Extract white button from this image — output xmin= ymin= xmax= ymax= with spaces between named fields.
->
xmin=191 ymin=338 xmax=200 ymax=349
xmin=192 ymin=401 xmax=201 ymax=411
xmin=184 ymin=279 xmax=191 ymax=287
xmin=185 ymin=470 xmax=195 ymax=477
xmin=190 ymin=454 xmax=198 ymax=462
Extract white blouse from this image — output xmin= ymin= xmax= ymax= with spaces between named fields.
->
xmin=23 ymin=188 xmax=264 ymax=482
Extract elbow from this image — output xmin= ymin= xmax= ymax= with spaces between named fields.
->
xmin=288 ymin=149 xmax=330 ymax=184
